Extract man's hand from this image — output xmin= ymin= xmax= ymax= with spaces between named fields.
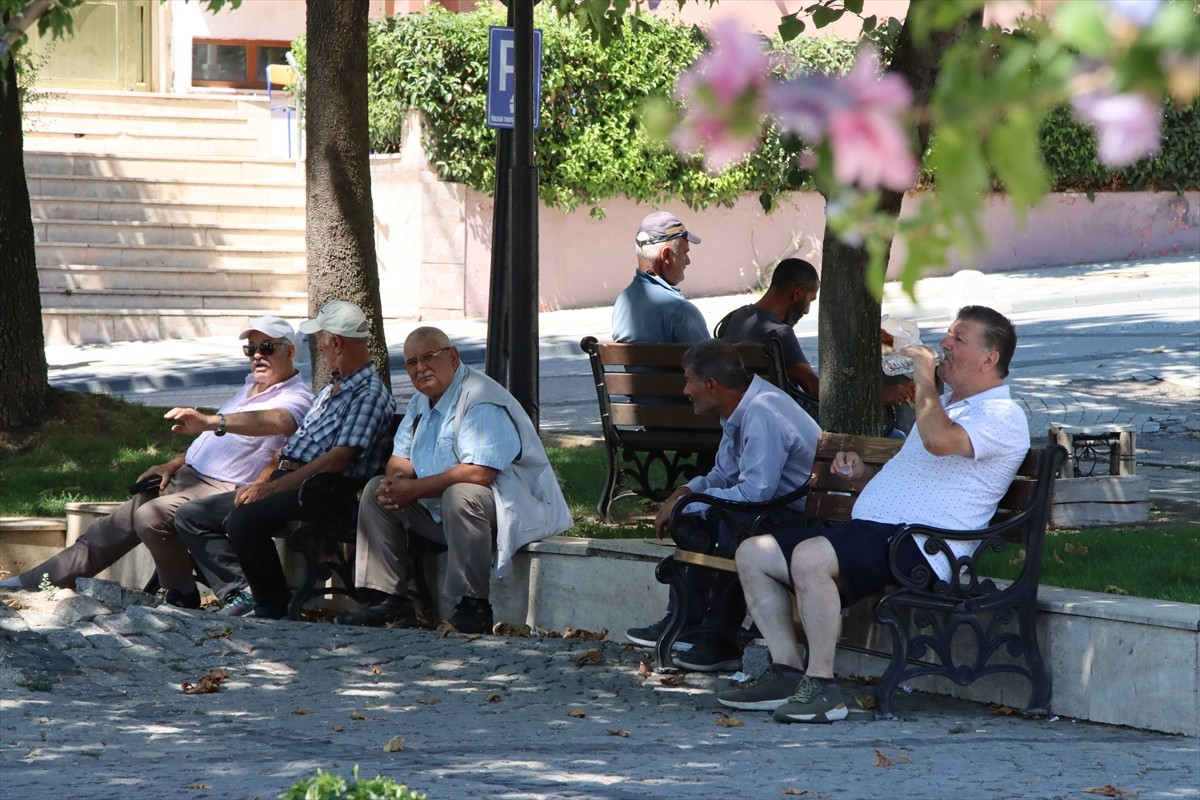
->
xmin=136 ymin=462 xmax=179 ymax=492
xmin=881 ymin=382 xmax=915 ymax=406
xmin=164 ymin=407 xmax=216 ymax=435
xmin=901 ymin=344 xmax=939 ymax=382
xmin=234 ymin=480 xmax=279 ymax=507
xmin=830 ymin=451 xmax=865 ymax=481
xmin=654 ymin=487 xmax=692 ymax=539
xmin=376 ymin=476 xmax=421 ymax=512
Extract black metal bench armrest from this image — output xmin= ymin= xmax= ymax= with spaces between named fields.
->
xmin=665 ymin=480 xmax=811 ymax=554
xmin=297 ymin=472 xmax=368 ymax=526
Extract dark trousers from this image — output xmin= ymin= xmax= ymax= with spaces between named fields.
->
xmin=672 ymin=506 xmax=810 ymax=640
xmin=174 ymin=470 xmax=309 ymax=613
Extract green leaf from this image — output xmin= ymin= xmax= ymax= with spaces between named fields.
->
xmin=988 ymin=110 xmax=1050 ymax=211
xmin=1052 ymin=1 xmax=1111 ymax=56
xmin=844 ymin=0 xmax=864 ymax=15
xmin=812 ymin=6 xmax=844 ymax=29
xmin=778 ymin=13 xmax=805 ymax=43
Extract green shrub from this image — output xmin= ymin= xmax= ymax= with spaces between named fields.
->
xmin=291 ymin=9 xmax=1198 ymax=212
xmin=280 ymin=767 xmax=426 ymax=800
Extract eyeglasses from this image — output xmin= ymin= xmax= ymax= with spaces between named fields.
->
xmin=243 ymin=340 xmax=287 ymax=357
xmin=404 ymin=347 xmax=450 ymax=368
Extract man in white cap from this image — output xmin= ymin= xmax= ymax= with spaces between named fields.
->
xmin=612 ymin=211 xmax=709 ymax=344
xmin=0 ymin=317 xmax=314 ymax=607
xmin=174 ymin=300 xmax=396 ymax=619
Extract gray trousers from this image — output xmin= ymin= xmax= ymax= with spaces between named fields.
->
xmin=21 ymin=465 xmax=233 ymax=590
xmin=354 ymin=475 xmax=497 ymax=600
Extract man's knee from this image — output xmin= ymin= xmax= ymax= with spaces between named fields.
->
xmin=442 ymin=483 xmax=495 ymax=520
xmin=734 ymin=534 xmax=782 ymax=575
xmin=789 ymin=536 xmax=837 ymax=587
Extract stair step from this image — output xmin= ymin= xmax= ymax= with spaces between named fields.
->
xmin=39 ymin=263 xmax=306 ymax=294
xmin=23 ymin=129 xmax=261 ymax=158
xmin=42 ymin=307 xmax=310 ymax=346
xmin=30 ymin=196 xmax=304 ymax=225
xmin=24 ymin=111 xmax=252 ymax=138
xmin=25 ymin=88 xmax=263 ymax=117
xmin=27 ymin=174 xmax=303 ymax=204
xmin=35 ymin=219 xmax=304 ymax=249
xmin=36 ymin=242 xmax=304 ymax=270
xmin=23 ymin=150 xmax=302 ymax=183
xmin=41 ymin=287 xmax=308 ymax=309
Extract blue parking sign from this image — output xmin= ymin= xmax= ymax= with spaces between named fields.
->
xmin=487 ymin=26 xmax=543 ymax=130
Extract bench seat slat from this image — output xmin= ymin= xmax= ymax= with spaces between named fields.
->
xmin=610 ymin=404 xmax=719 ymax=429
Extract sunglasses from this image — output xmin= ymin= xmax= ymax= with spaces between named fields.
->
xmin=243 ymin=340 xmax=287 ymax=357
xmin=404 ymin=347 xmax=450 ymax=368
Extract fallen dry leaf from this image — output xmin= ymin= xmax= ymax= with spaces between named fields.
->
xmin=608 ymin=729 xmax=630 ymax=738
xmin=658 ymin=673 xmax=686 ymax=686
xmin=330 ymin=725 xmax=344 ymax=733
xmin=563 ymin=627 xmax=609 ymax=641
xmin=873 ymin=749 xmax=895 ymax=767
xmin=895 ymin=755 xmax=912 ymax=764
xmin=21 ymin=748 xmax=40 ymax=761
xmin=567 ymin=708 xmax=587 ymax=719
xmin=989 ymin=703 xmax=1016 ymax=716
xmin=181 ymin=668 xmax=227 ymax=695
xmin=637 ymin=661 xmax=653 ymax=680
xmin=856 ymin=695 xmax=876 ymax=710
xmin=493 ymin=621 xmax=533 ymax=637
xmin=849 ymin=674 xmax=879 ymax=686
xmin=573 ymin=648 xmax=605 ymax=667
xmin=204 ymin=628 xmax=232 ymax=640
xmin=715 ymin=715 xmax=744 ymax=728
xmin=538 ymin=628 xmax=563 ymax=639
xmin=437 ymin=619 xmax=458 ymax=636
xmin=1053 ymin=550 xmax=1065 ymax=565
xmin=291 ymin=708 xmax=315 ymax=716
xmin=383 ymin=736 xmax=405 ymax=752
xmin=187 ymin=784 xmax=213 ymax=791
xmin=1105 ymin=584 xmax=1129 ymax=596
xmin=1083 ymin=786 xmax=1138 ymax=799
xmin=371 ymin=665 xmax=383 ymax=675
xmin=1064 ymin=542 xmax=1089 ymax=555
xmin=349 ymin=710 xmax=367 ymax=720
xmin=4 ymin=597 xmax=23 ymax=610
xmin=487 ymin=694 xmax=502 ymax=703
xmin=415 ymin=608 xmax=438 ymax=628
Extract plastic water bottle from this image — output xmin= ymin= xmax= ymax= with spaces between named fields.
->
xmin=881 ymin=347 xmax=942 ymax=376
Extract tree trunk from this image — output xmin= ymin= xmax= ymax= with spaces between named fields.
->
xmin=305 ymin=0 xmax=389 ymax=391
xmin=0 ymin=51 xmax=47 ymax=431
xmin=818 ymin=10 xmax=975 ymax=435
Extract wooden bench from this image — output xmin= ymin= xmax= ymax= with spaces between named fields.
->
xmin=653 ymin=431 xmax=1067 ymax=719
xmin=580 ymin=336 xmax=804 ymax=522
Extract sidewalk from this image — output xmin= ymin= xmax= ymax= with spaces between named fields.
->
xmin=1 ymin=580 xmax=1196 ymax=800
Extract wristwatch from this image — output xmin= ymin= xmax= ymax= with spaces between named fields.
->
xmin=214 ymin=413 xmax=227 ymax=437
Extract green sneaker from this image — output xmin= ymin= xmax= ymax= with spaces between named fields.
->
xmin=772 ymin=675 xmax=849 ymax=723
xmin=717 ymin=669 xmax=800 ymax=711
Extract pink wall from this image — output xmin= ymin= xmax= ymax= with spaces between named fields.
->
xmin=457 ymin=190 xmax=1200 ymax=317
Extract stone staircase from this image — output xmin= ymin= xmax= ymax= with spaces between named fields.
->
xmin=23 ymin=90 xmax=307 ymax=345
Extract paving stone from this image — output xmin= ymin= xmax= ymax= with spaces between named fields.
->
xmin=48 ymin=594 xmax=112 ymax=626
xmin=74 ymin=578 xmax=156 ymax=609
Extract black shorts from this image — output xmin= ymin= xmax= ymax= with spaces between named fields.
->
xmin=772 ymin=519 xmax=926 ymax=608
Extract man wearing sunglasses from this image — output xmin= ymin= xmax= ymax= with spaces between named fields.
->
xmin=172 ymin=300 xmax=396 ymax=620
xmin=335 ymin=326 xmax=571 ymax=633
xmin=0 ymin=317 xmax=314 ymax=605
xmin=612 ymin=211 xmax=709 ymax=344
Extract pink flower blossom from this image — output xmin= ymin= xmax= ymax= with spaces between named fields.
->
xmin=1072 ymin=90 xmax=1162 ymax=167
xmin=672 ymin=18 xmax=770 ymax=171
xmin=769 ymin=46 xmax=917 ymax=191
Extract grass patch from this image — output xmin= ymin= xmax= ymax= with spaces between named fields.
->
xmin=3 ymin=390 xmax=1195 ymax=603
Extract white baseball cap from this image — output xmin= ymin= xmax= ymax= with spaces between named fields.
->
xmin=239 ymin=315 xmax=295 ymax=343
xmin=298 ymin=300 xmax=370 ymax=339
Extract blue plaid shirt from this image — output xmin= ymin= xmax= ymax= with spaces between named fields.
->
xmin=281 ymin=363 xmax=395 ymax=480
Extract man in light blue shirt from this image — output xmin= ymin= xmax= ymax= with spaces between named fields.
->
xmin=338 ymin=326 xmax=571 ymax=633
xmin=611 ymin=211 xmax=709 ymax=343
xmin=625 ymin=339 xmax=821 ymax=671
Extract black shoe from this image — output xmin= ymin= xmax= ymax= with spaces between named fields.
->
xmin=449 ymin=597 xmax=493 ymax=634
xmin=625 ymin=613 xmax=699 ymax=652
xmin=335 ymin=594 xmax=419 ymax=627
xmin=164 ymin=588 xmax=200 ymax=609
xmin=675 ymin=633 xmax=743 ymax=673
xmin=245 ymin=604 xmax=288 ymax=620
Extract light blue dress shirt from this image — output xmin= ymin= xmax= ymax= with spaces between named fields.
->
xmin=611 ymin=269 xmax=709 ymax=343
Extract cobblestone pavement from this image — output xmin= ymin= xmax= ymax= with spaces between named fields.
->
xmin=1 ymin=583 xmax=1196 ymax=800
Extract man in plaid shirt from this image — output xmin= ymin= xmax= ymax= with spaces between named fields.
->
xmin=174 ymin=301 xmax=395 ymax=620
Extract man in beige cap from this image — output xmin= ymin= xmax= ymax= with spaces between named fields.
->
xmin=612 ymin=211 xmax=708 ymax=344
xmin=0 ymin=317 xmax=314 ymax=607
xmin=174 ymin=300 xmax=396 ymax=619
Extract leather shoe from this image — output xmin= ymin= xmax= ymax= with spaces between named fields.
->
xmin=449 ymin=596 xmax=494 ymax=634
xmin=335 ymin=594 xmax=419 ymax=627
